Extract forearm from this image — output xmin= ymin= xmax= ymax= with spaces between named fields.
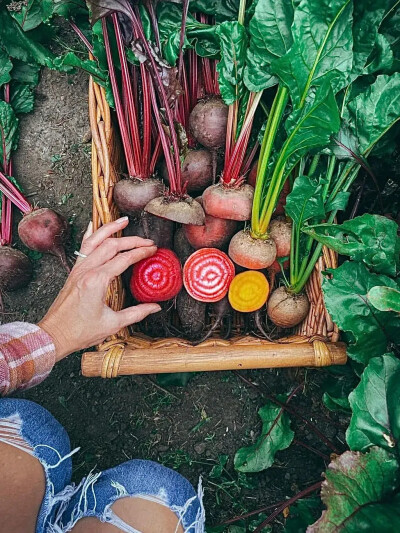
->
xmin=0 ymin=322 xmax=56 ymax=396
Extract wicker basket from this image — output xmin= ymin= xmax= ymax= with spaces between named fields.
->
xmin=81 ymin=80 xmax=347 ymax=378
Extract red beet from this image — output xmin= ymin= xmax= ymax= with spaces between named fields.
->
xmin=113 ymin=178 xmax=164 ymax=216
xmin=0 ymin=247 xmax=32 ymax=291
xmin=162 ymin=149 xmax=214 ymax=194
xmin=18 ymin=208 xmax=70 ymax=272
xmin=189 ymin=97 xmax=228 ymax=149
xmin=130 ymin=248 xmax=183 ymax=303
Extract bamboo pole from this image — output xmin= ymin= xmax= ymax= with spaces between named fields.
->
xmin=82 ymin=339 xmax=347 ymax=377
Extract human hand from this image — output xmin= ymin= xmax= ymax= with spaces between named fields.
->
xmin=39 ymin=217 xmax=160 ymax=361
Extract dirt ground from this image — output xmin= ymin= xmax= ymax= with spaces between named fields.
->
xmin=5 ymin=63 xmax=350 ymax=531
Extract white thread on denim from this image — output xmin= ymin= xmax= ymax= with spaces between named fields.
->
xmin=0 ymin=414 xmax=34 ymax=455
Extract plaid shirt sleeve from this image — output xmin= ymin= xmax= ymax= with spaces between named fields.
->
xmin=0 ymin=322 xmax=56 ymax=396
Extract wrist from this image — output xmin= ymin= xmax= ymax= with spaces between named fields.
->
xmin=38 ymin=318 xmax=72 ymax=362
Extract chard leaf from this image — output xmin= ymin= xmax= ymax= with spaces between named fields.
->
xmin=272 ymin=0 xmax=353 ymax=108
xmin=85 ymin=0 xmax=133 ymax=24
xmin=10 ymin=60 xmax=40 ymax=86
xmin=282 ymin=83 xmax=340 ymax=170
xmin=0 ymin=101 xmax=19 ymax=164
xmin=284 ymin=498 xmax=321 ymax=533
xmin=0 ymin=9 xmax=54 ymax=67
xmin=11 ymin=0 xmax=54 ymax=31
xmin=304 ymin=214 xmax=399 ymax=276
xmin=216 ymin=21 xmax=248 ymax=105
xmin=234 ymin=396 xmax=294 ymax=473
xmin=189 ymin=0 xmax=240 ymax=22
xmin=285 ymin=175 xmax=325 ymax=228
xmin=351 ymin=0 xmax=388 ymax=77
xmin=0 ymin=49 xmax=12 ymax=87
xmin=244 ymin=0 xmax=294 ymax=92
xmin=364 ymin=34 xmax=394 ymax=74
xmin=53 ymin=52 xmax=107 ymax=85
xmin=52 ymin=0 xmax=87 ymax=18
xmin=347 ymin=353 xmax=400 ymax=453
xmin=308 ymin=447 xmax=400 ymax=532
xmin=10 ymin=83 xmax=35 ymax=114
xmin=322 ymin=261 xmax=400 ymax=365
xmin=368 ymin=286 xmax=400 ymax=313
xmin=324 ymin=191 xmax=350 ymax=213
xmin=322 ymin=367 xmax=358 ymax=414
xmin=345 ymin=73 xmax=400 ymax=156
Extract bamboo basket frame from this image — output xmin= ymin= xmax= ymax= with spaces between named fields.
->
xmin=81 ymin=80 xmax=347 ymax=378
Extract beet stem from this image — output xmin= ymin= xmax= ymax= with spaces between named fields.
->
xmin=0 ymin=173 xmax=31 ymax=214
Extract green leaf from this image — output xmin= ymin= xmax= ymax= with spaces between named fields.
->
xmin=283 ymin=498 xmax=321 ymax=533
xmin=285 ymin=175 xmax=325 ymax=228
xmin=304 ymin=214 xmax=400 ymax=276
xmin=351 ymin=0 xmax=388 ymax=78
xmin=345 ymin=73 xmax=400 ymax=156
xmin=368 ymin=286 xmax=400 ymax=313
xmin=271 ymin=0 xmax=353 ymax=108
xmin=308 ymin=447 xmax=400 ymax=532
xmin=324 ymin=191 xmax=350 ymax=213
xmin=52 ymin=52 xmax=107 ymax=85
xmin=322 ymin=261 xmax=400 ymax=365
xmin=244 ymin=0 xmax=294 ymax=92
xmin=0 ymin=100 xmax=19 ymax=163
xmin=347 ymin=353 xmax=400 ymax=453
xmin=216 ymin=21 xmax=248 ymax=105
xmin=234 ymin=397 xmax=294 ymax=473
xmin=209 ymin=454 xmax=229 ymax=478
xmin=0 ymin=48 xmax=12 ymax=87
xmin=322 ymin=366 xmax=358 ymax=413
xmin=0 ymin=9 xmax=55 ymax=67
xmin=52 ymin=0 xmax=87 ymax=18
xmin=10 ymin=83 xmax=35 ymax=114
xmin=282 ymin=83 xmax=340 ymax=171
xmin=11 ymin=0 xmax=54 ymax=31
xmin=364 ymin=34 xmax=394 ymax=74
xmin=190 ymin=0 xmax=240 ymax=22
xmin=10 ymin=60 xmax=40 ymax=85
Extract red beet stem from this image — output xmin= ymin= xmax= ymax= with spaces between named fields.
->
xmin=0 ymin=172 xmax=31 ymax=214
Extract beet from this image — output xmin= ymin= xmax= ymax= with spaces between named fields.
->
xmin=174 ymin=227 xmax=195 ymax=264
xmin=113 ymin=178 xmax=164 ymax=216
xmin=267 ymin=286 xmax=310 ymax=328
xmin=124 ymin=212 xmax=173 ymax=249
xmin=228 ymin=230 xmax=277 ymax=269
xmin=194 ymin=296 xmax=233 ymax=344
xmin=202 ymin=183 xmax=254 ymax=221
xmin=18 ymin=208 xmax=70 ymax=272
xmin=177 ymin=288 xmax=207 ymax=341
xmin=162 ymin=149 xmax=214 ymax=194
xmin=145 ymin=195 xmax=205 ymax=225
xmin=0 ymin=247 xmax=32 ymax=291
xmin=189 ymin=97 xmax=229 ymax=149
xmin=269 ymin=218 xmax=292 ymax=257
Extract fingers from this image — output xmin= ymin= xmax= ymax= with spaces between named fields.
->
xmin=79 ymin=217 xmax=130 ymax=256
xmin=81 ymin=236 xmax=155 ymax=270
xmin=82 ymin=221 xmax=93 ymax=241
xmin=117 ymin=303 xmax=161 ymax=328
xmin=99 ymin=245 xmax=157 ymax=280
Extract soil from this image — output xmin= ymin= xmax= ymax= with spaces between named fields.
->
xmin=4 ymin=44 xmax=350 ymax=532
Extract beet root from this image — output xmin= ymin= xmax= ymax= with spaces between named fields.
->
xmin=113 ymin=178 xmax=163 ymax=216
xmin=162 ymin=149 xmax=214 ymax=194
xmin=269 ymin=218 xmax=292 ymax=257
xmin=174 ymin=227 xmax=195 ymax=264
xmin=0 ymin=246 xmax=32 ymax=291
xmin=189 ymin=97 xmax=228 ymax=149
xmin=145 ymin=196 xmax=205 ymax=225
xmin=194 ymin=296 xmax=233 ymax=344
xmin=202 ymin=183 xmax=254 ymax=221
xmin=267 ymin=286 xmax=310 ymax=328
xmin=228 ymin=230 xmax=276 ymax=269
xmin=124 ymin=212 xmax=174 ymax=249
xmin=18 ymin=208 xmax=70 ymax=271
xmin=177 ymin=288 xmax=207 ymax=341
xmin=184 ymin=212 xmax=238 ymax=250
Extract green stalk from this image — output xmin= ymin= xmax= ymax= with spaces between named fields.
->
xmin=308 ymin=154 xmax=320 ymax=177
xmin=291 ymin=156 xmax=337 ymax=290
xmin=238 ymin=0 xmax=246 ymax=25
xmin=251 ymin=86 xmax=289 ymax=236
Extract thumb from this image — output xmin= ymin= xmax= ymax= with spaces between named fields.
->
xmin=117 ymin=303 xmax=161 ymax=328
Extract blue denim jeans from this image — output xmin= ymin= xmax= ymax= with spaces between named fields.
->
xmin=0 ymin=399 xmax=205 ymax=532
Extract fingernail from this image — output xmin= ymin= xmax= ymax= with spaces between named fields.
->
xmin=116 ymin=216 xmax=129 ymax=224
xmin=84 ymin=221 xmax=93 ymax=235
